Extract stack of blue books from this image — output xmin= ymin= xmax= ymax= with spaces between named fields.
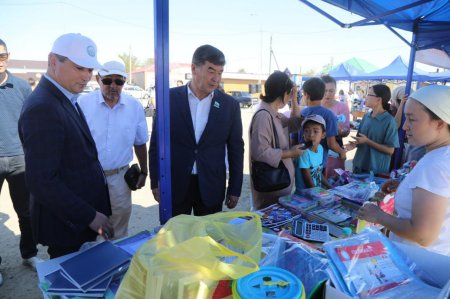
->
xmin=41 ymin=241 xmax=131 ymax=298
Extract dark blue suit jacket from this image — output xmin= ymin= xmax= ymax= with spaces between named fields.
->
xmin=18 ymin=76 xmax=111 ymax=247
xmin=149 ymin=86 xmax=244 ymax=212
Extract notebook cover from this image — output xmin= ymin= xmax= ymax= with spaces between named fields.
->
xmin=60 ymin=241 xmax=130 ymax=290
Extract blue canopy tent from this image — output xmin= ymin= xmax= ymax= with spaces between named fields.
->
xmin=354 ymin=56 xmax=431 ymax=81
xmin=298 ymin=0 xmax=450 ymax=169
xmin=429 ymin=69 xmax=450 ymax=81
xmin=326 ymin=63 xmax=365 ymax=81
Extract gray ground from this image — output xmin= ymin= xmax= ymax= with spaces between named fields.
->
xmin=0 ymin=107 xmax=355 ymax=298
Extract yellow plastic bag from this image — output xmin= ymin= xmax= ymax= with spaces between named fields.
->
xmin=116 ymin=212 xmax=262 ymax=299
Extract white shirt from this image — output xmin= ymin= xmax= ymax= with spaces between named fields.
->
xmin=78 ymin=90 xmax=149 ymax=170
xmin=187 ymin=84 xmax=213 ymax=174
xmin=390 ymin=145 xmax=450 ymax=256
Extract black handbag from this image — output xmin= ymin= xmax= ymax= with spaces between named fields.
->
xmin=124 ymin=163 xmax=141 ymax=191
xmin=250 ymin=109 xmax=291 ymax=192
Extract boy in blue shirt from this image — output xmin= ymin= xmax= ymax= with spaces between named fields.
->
xmin=295 ymin=115 xmax=332 ymax=192
xmin=292 ymin=78 xmax=346 ymax=171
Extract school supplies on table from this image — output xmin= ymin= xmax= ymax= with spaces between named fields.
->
xmin=38 ymin=241 xmax=131 ymax=298
xmin=323 ymin=228 xmax=440 ymax=298
xmin=292 ymin=219 xmax=330 ymax=243
xmin=330 ymin=181 xmax=379 ymax=204
xmin=299 ymin=187 xmax=336 ymax=207
xmin=279 ymin=194 xmax=318 ymax=213
xmin=255 ymin=204 xmax=301 ymax=230
xmin=59 ymin=241 xmax=130 ymax=291
xmin=312 ymin=205 xmax=352 ymax=224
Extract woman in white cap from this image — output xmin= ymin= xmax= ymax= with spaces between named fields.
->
xmin=358 ymin=85 xmax=450 ymax=256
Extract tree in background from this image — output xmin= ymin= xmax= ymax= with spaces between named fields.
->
xmin=118 ymin=53 xmax=140 ymax=76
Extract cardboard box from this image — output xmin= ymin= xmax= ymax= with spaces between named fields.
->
xmin=325 ymin=242 xmax=450 ymax=299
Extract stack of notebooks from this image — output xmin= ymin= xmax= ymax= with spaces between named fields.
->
xmin=41 ymin=241 xmax=131 ymax=298
xmin=298 ymin=187 xmax=336 ymax=207
xmin=323 ymin=228 xmax=441 ymax=298
xmin=279 ymin=194 xmax=318 ymax=213
xmin=330 ymin=181 xmax=379 ymax=209
xmin=255 ymin=203 xmax=301 ymax=231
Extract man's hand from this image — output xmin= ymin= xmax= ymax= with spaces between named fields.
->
xmin=136 ymin=173 xmax=146 ymax=189
xmin=89 ymin=211 xmax=114 ymax=239
xmin=225 ymin=195 xmax=239 ymax=209
xmin=152 ymin=187 xmax=160 ymax=203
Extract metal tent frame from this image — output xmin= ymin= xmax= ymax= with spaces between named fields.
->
xmin=152 ymin=0 xmax=450 ymax=223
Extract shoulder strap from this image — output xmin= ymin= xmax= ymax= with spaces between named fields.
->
xmin=250 ymin=109 xmax=280 ymax=149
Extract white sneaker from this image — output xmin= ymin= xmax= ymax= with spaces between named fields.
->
xmin=22 ymin=256 xmax=44 ymax=271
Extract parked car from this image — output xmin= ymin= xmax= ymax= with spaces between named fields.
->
xmin=230 ymin=91 xmax=252 ymax=108
xmin=123 ymin=85 xmax=147 ymax=99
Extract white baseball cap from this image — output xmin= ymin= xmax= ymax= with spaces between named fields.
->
xmin=301 ymin=114 xmax=327 ymax=129
xmin=51 ymin=33 xmax=103 ymax=69
xmin=98 ymin=60 xmax=128 ymax=78
xmin=409 ymin=85 xmax=450 ymax=125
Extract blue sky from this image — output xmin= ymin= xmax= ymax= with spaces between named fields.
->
xmin=1 ymin=0 xmax=419 ymax=74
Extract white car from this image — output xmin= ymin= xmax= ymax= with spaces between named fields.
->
xmin=123 ymin=85 xmax=146 ymax=99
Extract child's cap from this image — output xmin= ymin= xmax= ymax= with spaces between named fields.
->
xmin=301 ymin=114 xmax=327 ymax=129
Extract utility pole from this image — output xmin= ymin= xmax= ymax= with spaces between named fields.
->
xmin=259 ymin=25 xmax=263 ymax=87
xmin=269 ymin=35 xmax=279 ymax=73
xmin=128 ymin=45 xmax=132 ymax=84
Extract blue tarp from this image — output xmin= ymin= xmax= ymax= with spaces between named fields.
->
xmin=326 ymin=63 xmax=365 ymax=81
xmin=320 ymin=0 xmax=450 ymax=56
xmin=353 ymin=56 xmax=431 ymax=81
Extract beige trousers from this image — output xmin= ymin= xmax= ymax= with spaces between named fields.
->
xmin=106 ymin=166 xmax=132 ymax=239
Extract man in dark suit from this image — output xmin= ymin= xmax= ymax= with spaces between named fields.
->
xmin=149 ymin=45 xmax=244 ymax=216
xmin=19 ymin=33 xmax=113 ymax=258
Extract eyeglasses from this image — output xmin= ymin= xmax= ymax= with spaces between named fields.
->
xmin=0 ymin=53 xmax=9 ymax=61
xmin=101 ymin=78 xmax=126 ymax=86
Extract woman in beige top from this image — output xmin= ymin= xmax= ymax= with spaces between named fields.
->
xmin=250 ymin=71 xmax=305 ymax=210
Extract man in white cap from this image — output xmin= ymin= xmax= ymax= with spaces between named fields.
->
xmin=19 ymin=33 xmax=113 ymax=258
xmin=78 ymin=60 xmax=148 ymax=239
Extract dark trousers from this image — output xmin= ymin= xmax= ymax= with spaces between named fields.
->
xmin=0 ymin=155 xmax=38 ymax=259
xmin=172 ymin=175 xmax=223 ymax=217
xmin=47 ymin=244 xmax=82 ymax=259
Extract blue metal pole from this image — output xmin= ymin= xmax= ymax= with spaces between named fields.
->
xmin=393 ymin=25 xmax=417 ymax=169
xmin=154 ymin=0 xmax=172 ymax=223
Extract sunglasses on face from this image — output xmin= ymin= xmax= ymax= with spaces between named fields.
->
xmin=101 ymin=78 xmax=126 ymax=86
xmin=0 ymin=53 xmax=9 ymax=61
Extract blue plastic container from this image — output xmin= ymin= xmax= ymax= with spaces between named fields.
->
xmin=234 ymin=266 xmax=305 ymax=299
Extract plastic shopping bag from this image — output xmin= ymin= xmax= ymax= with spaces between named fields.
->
xmin=116 ymin=212 xmax=262 ymax=299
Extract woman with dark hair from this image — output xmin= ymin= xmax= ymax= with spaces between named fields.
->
xmin=249 ymin=71 xmax=304 ymax=210
xmin=346 ymin=84 xmax=399 ymax=174
xmin=358 ymin=85 xmax=450 ymax=256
